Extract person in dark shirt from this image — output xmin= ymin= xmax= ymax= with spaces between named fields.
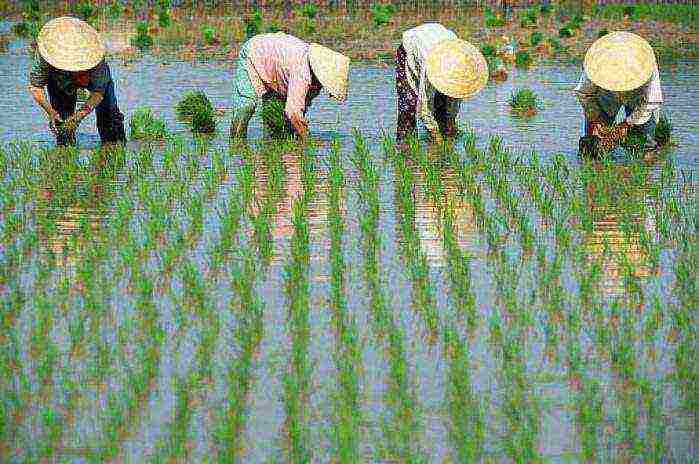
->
xmin=28 ymin=16 xmax=126 ymax=147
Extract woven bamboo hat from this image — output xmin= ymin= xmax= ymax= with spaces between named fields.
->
xmin=308 ymin=44 xmax=350 ymax=102
xmin=426 ymin=39 xmax=488 ymax=99
xmin=37 ymin=16 xmax=105 ymax=72
xmin=584 ymin=31 xmax=655 ymax=92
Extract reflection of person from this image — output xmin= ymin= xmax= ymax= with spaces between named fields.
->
xmin=583 ymin=165 xmax=654 ymax=297
xmin=395 ymin=23 xmax=488 ymax=146
xmin=413 ymin=166 xmax=478 ymax=266
xmin=28 ymin=17 xmax=126 ymax=147
xmin=574 ymin=31 xmax=663 ymax=153
xmin=230 ymin=32 xmax=350 ymax=140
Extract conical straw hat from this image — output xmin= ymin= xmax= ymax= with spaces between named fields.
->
xmin=308 ymin=43 xmax=350 ymax=102
xmin=426 ymin=39 xmax=488 ymax=99
xmin=584 ymin=31 xmax=655 ymax=92
xmin=37 ymin=17 xmax=105 ymax=72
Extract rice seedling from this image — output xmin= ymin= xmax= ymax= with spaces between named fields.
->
xmin=515 ymin=50 xmax=533 ymax=69
xmin=191 ymin=103 xmax=217 ymax=134
xmin=371 ymin=3 xmax=395 ymax=28
xmin=559 ymin=26 xmax=574 ymax=38
xmin=520 ymin=8 xmax=539 ymax=28
xmin=529 ymin=31 xmax=544 ymax=47
xmin=298 ymin=3 xmax=318 ymax=19
xmin=201 ymin=24 xmax=218 ymax=46
xmin=245 ymin=8 xmax=263 ymax=39
xmin=261 ymin=98 xmax=294 ymax=140
xmin=74 ymin=1 xmax=97 ymax=24
xmin=484 ymin=7 xmax=506 ymax=28
xmin=105 ymin=1 xmax=125 ymax=21
xmin=509 ymin=88 xmax=539 ymax=117
xmin=480 ymin=42 xmax=496 ymax=58
xmin=131 ymin=21 xmax=154 ymax=50
xmin=654 ymin=112 xmax=673 ymax=146
xmin=129 ymin=107 xmax=168 ymax=141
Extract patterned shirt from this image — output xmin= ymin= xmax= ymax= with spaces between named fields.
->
xmin=402 ymin=23 xmax=461 ymax=136
xmin=29 ymin=51 xmax=111 ymax=95
xmin=243 ymin=33 xmax=317 ymax=121
xmin=574 ymin=66 xmax=663 ymax=126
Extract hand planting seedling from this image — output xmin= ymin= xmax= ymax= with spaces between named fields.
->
xmin=260 ymin=98 xmax=294 ymax=139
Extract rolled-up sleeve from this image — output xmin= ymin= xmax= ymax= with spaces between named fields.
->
xmin=284 ymin=62 xmax=311 ymax=121
xmin=29 ymin=53 xmax=49 ymax=88
xmin=626 ymin=67 xmax=663 ymax=126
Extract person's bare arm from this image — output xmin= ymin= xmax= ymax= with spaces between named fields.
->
xmin=64 ymin=90 xmax=105 ymax=131
xmin=288 ymin=111 xmax=309 ymax=139
xmin=28 ymin=85 xmax=60 ymax=121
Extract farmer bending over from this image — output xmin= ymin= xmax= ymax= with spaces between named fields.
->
xmin=396 ymin=23 xmax=488 ymax=146
xmin=575 ymin=31 xmax=663 ymax=153
xmin=230 ymin=32 xmax=350 ymax=140
xmin=28 ymin=17 xmax=126 ymax=147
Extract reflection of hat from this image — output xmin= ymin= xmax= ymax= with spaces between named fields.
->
xmin=426 ymin=39 xmax=488 ymax=99
xmin=38 ymin=17 xmax=105 ymax=72
xmin=308 ymin=44 xmax=350 ymax=102
xmin=584 ymin=31 xmax=655 ymax=92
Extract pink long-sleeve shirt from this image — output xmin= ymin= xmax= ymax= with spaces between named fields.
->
xmin=243 ymin=33 xmax=314 ymax=121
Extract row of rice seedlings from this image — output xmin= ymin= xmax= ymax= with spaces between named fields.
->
xmin=412 ymin=141 xmax=485 ymax=461
xmin=388 ymin=139 xmax=440 ymax=342
xmin=280 ymin=143 xmax=317 ymax=462
xmin=213 ymin=248 xmax=265 ymax=462
xmin=444 ymin=136 xmax=543 ymax=461
xmin=352 ymin=132 xmax=424 ymax=461
xmin=669 ymin=190 xmax=697 ymax=413
xmin=0 ymin=145 xmax=69 ymax=459
xmin=326 ymin=139 xmax=364 ymax=462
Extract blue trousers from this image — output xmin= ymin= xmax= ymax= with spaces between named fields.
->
xmin=47 ymin=79 xmax=126 ymax=145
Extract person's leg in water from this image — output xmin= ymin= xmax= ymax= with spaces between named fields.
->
xmin=95 ymin=80 xmax=126 ymax=146
xmin=395 ymin=44 xmax=418 ymax=149
xmin=47 ymin=79 xmax=77 ymax=146
xmin=434 ymin=91 xmax=457 ymax=138
xmin=230 ymin=40 xmax=258 ymax=141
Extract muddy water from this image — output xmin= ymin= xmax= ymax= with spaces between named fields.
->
xmin=1 ymin=36 xmax=697 ymax=463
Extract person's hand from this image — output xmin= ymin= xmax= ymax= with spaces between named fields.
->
xmin=63 ymin=113 xmax=83 ymax=133
xmin=47 ymin=109 xmax=62 ymax=135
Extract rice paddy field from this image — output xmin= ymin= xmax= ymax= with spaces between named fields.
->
xmin=1 ymin=23 xmax=698 ymax=464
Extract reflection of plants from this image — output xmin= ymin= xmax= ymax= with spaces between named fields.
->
xmin=485 ymin=8 xmax=505 ymax=27
xmin=298 ymin=3 xmax=318 ymax=19
xmin=509 ymin=88 xmax=539 ymax=117
xmin=129 ymin=107 xmax=168 ymax=140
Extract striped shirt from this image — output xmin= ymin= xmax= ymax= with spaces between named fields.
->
xmin=402 ymin=23 xmax=461 ymax=136
xmin=243 ymin=33 xmax=316 ymax=121
xmin=574 ymin=66 xmax=663 ymax=126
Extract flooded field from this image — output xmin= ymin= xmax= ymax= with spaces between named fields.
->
xmin=0 ymin=36 xmax=697 ymax=463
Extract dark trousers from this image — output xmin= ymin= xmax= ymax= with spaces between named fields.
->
xmin=47 ymin=79 xmax=126 ymax=146
xmin=395 ymin=44 xmax=455 ymax=143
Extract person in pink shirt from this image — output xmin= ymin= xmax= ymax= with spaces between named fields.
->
xmin=230 ymin=32 xmax=350 ymax=140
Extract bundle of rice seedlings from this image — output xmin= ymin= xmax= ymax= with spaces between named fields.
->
xmin=515 ymin=50 xmax=532 ymax=68
xmin=176 ymin=91 xmax=213 ymax=120
xmin=260 ymin=99 xmax=293 ymax=139
xmin=191 ymin=105 xmax=216 ymax=134
xmin=509 ymin=88 xmax=539 ymax=117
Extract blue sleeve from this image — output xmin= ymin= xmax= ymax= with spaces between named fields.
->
xmin=87 ymin=60 xmax=112 ymax=93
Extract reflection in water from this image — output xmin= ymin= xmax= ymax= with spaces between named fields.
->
xmin=249 ymin=150 xmax=329 ymax=265
xmin=42 ymin=205 xmax=106 ymax=269
xmin=583 ymin=163 xmax=656 ymax=298
xmin=413 ymin=165 xmax=479 ymax=266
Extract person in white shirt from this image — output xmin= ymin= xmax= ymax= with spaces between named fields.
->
xmin=574 ymin=31 xmax=663 ymax=152
xmin=395 ymin=23 xmax=488 ymax=146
